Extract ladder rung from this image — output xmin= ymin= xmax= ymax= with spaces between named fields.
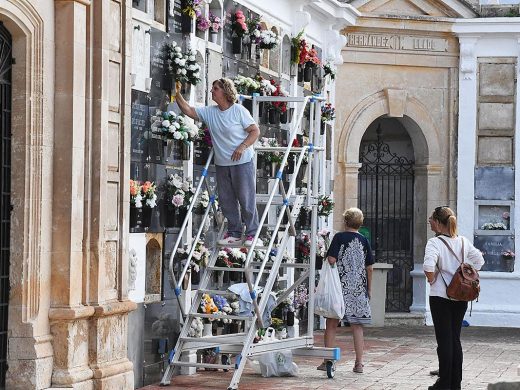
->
xmin=250 ymin=261 xmax=310 ymax=269
xmin=215 ymin=243 xmax=269 ymax=249
xmin=190 ymin=313 xmax=252 ymax=321
xmin=180 ymin=333 xmax=247 ymax=350
xmin=170 ymin=361 xmax=234 ymax=370
xmin=207 ymin=266 xmax=269 ymax=273
xmin=197 ymin=289 xmax=238 ymax=296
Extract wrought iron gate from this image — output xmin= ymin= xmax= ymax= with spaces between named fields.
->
xmin=0 ymin=22 xmax=12 ymax=388
xmin=358 ymin=125 xmax=414 ymax=312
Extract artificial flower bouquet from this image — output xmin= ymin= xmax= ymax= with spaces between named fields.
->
xmin=233 ymin=75 xmax=260 ymax=95
xmin=209 ymin=12 xmax=222 ymax=33
xmin=196 ymin=13 xmax=210 ymax=32
xmin=321 ymin=103 xmax=336 ymax=123
xmin=151 ymin=110 xmax=200 ymax=142
xmin=257 ymin=29 xmax=280 ymax=50
xmin=141 ymin=181 xmax=158 ymax=208
xmin=502 ymin=250 xmax=515 ymax=259
xmin=231 ymin=9 xmax=248 ymax=37
xmin=323 ymin=62 xmax=337 ymax=80
xmin=130 ymin=179 xmax=142 ymax=208
xmin=317 ymin=195 xmax=334 ymax=216
xmin=182 ymin=0 xmax=202 ymax=18
xmin=164 ymin=42 xmax=201 ymax=86
xmin=165 ymin=173 xmax=194 ymax=211
xmin=257 ymin=137 xmax=283 ymax=164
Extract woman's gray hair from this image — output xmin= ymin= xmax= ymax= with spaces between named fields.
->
xmin=213 ymin=78 xmax=237 ymax=103
xmin=343 ymin=207 xmax=364 ymax=229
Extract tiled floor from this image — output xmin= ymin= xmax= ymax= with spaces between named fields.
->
xmin=141 ymin=325 xmax=520 ymax=389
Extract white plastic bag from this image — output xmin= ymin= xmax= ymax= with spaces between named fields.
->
xmin=314 ymin=261 xmax=345 ymax=319
xmin=255 ymin=328 xmax=298 ymax=377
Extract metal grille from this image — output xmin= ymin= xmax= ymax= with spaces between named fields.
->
xmin=358 ymin=125 xmax=414 ymax=312
xmin=0 ymin=22 xmax=12 ymax=388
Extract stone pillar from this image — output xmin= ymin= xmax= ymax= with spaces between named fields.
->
xmin=49 ymin=1 xmax=95 ymax=387
xmin=335 ymin=162 xmax=361 ymax=229
xmin=87 ymin=0 xmax=136 ymax=387
xmin=410 ymin=164 xmax=443 ymax=316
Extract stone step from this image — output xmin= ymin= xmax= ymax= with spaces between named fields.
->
xmin=488 ymin=383 xmax=520 ymax=390
xmin=384 ymin=312 xmax=425 ymax=326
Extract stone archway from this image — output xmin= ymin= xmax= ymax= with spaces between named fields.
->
xmin=0 ymin=1 xmax=53 ymax=388
xmin=335 ymin=90 xmax=445 ymax=311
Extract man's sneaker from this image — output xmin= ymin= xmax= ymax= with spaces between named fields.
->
xmin=244 ymin=235 xmax=263 ymax=247
xmin=218 ymin=233 xmax=242 ymax=246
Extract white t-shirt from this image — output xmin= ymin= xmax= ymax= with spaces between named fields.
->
xmin=423 ymin=236 xmax=485 ymax=299
xmin=195 ymin=104 xmax=256 ymax=166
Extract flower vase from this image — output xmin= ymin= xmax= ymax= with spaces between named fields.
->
xmin=504 ymin=257 xmax=515 ymax=272
xmin=174 ymin=207 xmax=187 ymax=228
xmin=181 ymin=142 xmax=191 ymax=161
xmin=275 ymin=328 xmax=287 ymax=340
xmin=286 ymin=311 xmax=295 ymax=326
xmin=181 ymin=14 xmax=193 ymax=34
xmin=165 ymin=207 xmax=176 ymax=228
xmin=280 ymin=110 xmax=288 ymax=124
xmin=209 ymin=31 xmax=218 ymax=44
xmin=297 ymin=64 xmax=304 ymax=82
xmin=203 ymin=323 xmax=213 ymax=337
xmin=232 ymin=36 xmax=242 ymax=54
xmin=270 ymin=162 xmax=278 ymax=177
xmin=130 ymin=206 xmax=139 ymax=228
xmin=242 ymin=99 xmax=253 ymax=115
xmin=286 ymin=157 xmax=294 ymax=174
xmin=304 ymin=63 xmax=313 ymax=82
xmin=320 ymin=121 xmax=326 ymax=135
xmin=141 ymin=207 xmax=152 ymax=228
xmin=194 ymin=144 xmax=210 ymax=166
xmin=315 ymin=255 xmax=323 ymax=270
xmin=268 ymin=108 xmax=280 ymax=125
xmin=191 ymin=269 xmax=200 ymax=285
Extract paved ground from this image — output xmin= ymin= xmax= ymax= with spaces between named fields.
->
xmin=142 ymin=325 xmax=520 ymax=390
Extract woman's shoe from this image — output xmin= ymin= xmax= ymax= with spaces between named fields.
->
xmin=428 ymin=379 xmax=450 ymax=390
xmin=353 ymin=361 xmax=364 ymax=373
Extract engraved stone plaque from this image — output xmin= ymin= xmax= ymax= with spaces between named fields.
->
xmin=474 ymin=166 xmax=514 ymax=200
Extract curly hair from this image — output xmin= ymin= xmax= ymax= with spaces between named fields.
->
xmin=343 ymin=207 xmax=364 ymax=229
xmin=213 ymin=78 xmax=237 ymax=103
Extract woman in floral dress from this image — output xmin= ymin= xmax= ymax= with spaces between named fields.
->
xmin=318 ymin=207 xmax=374 ymax=373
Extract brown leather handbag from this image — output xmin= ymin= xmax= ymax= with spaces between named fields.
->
xmin=437 ymin=237 xmax=480 ymax=302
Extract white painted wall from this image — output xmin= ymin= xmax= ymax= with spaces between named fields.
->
xmin=454 ymin=19 xmax=520 ymax=327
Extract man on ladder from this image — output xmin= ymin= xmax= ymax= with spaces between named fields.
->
xmin=175 ymin=79 xmax=263 ymax=247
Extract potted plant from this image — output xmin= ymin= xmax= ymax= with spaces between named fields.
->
xmin=129 ymin=179 xmax=142 ymax=228
xmin=140 ymin=181 xmax=157 ymax=228
xmin=502 ymin=250 xmax=515 ymax=272
xmin=230 ymin=10 xmax=248 ymax=54
xmin=208 ymin=12 xmax=222 ymax=44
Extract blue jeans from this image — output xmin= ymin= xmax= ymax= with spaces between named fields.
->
xmin=215 ymin=160 xmax=259 ymax=237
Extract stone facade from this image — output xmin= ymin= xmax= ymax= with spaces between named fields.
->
xmin=1 ymin=0 xmax=135 ymax=388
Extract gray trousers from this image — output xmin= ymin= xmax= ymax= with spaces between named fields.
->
xmin=215 ymin=160 xmax=259 ymax=237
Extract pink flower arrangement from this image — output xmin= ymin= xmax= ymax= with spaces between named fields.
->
xmin=209 ymin=12 xmax=222 ymax=33
xmin=231 ymin=10 xmax=247 ymax=37
xmin=196 ymin=14 xmax=210 ymax=32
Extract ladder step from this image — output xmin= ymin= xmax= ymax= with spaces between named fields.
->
xmin=180 ymin=333 xmax=247 ymax=351
xmin=197 ymin=289 xmax=238 ymax=296
xmin=207 ymin=266 xmax=270 ymax=273
xmin=216 ymin=243 xmax=269 ymax=249
xmin=170 ymin=361 xmax=234 ymax=370
xmin=250 ymin=261 xmax=310 ymax=269
xmin=190 ymin=313 xmax=252 ymax=321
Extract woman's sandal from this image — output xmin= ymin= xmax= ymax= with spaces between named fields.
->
xmin=353 ymin=361 xmax=364 ymax=373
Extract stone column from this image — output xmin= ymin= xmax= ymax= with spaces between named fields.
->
xmin=49 ymin=1 xmax=95 ymax=387
xmin=87 ymin=0 xmax=136 ymax=387
xmin=335 ymin=162 xmax=361 ymax=229
xmin=410 ymin=164 xmax=442 ymax=316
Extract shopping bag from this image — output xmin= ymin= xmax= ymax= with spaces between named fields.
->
xmin=314 ymin=261 xmax=345 ymax=319
xmin=255 ymin=328 xmax=299 ymax=377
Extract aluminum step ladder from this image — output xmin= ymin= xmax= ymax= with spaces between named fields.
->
xmin=160 ymin=94 xmax=340 ymax=389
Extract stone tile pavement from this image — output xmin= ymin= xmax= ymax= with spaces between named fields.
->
xmin=142 ymin=325 xmax=520 ymax=390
